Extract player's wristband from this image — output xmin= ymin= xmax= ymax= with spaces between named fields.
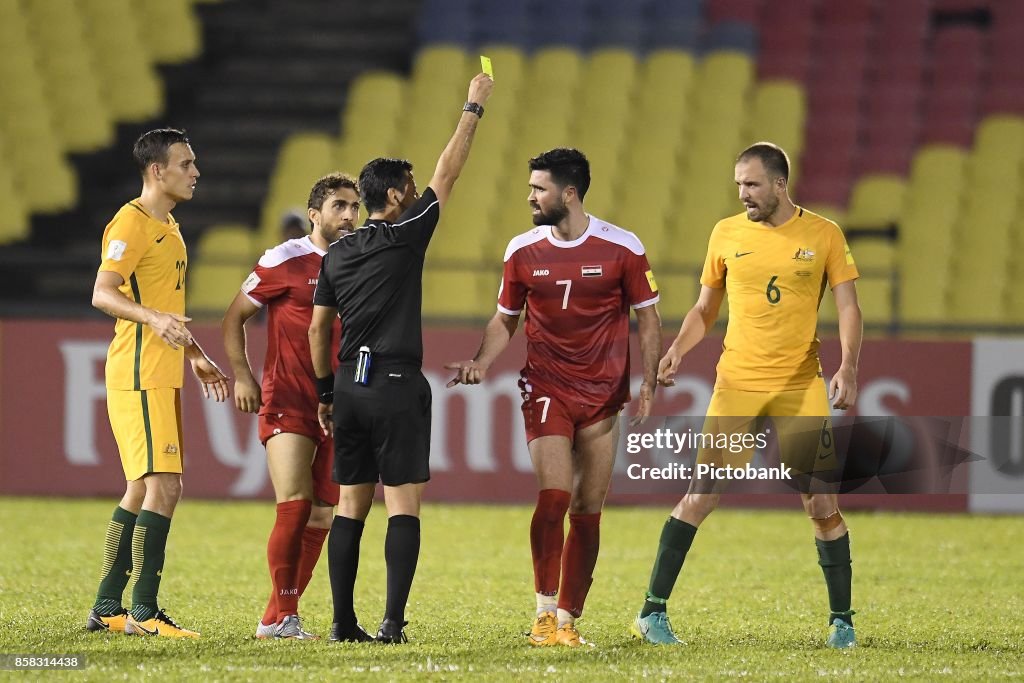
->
xmin=463 ymin=101 xmax=484 ymax=118
xmin=316 ymin=374 xmax=334 ymax=404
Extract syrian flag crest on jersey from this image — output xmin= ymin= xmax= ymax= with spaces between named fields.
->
xmin=581 ymin=265 xmax=602 ymax=278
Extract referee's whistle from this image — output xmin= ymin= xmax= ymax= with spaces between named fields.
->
xmin=355 ymin=346 xmax=372 ymax=385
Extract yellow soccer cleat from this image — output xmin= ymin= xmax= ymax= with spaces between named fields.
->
xmin=125 ymin=609 xmax=200 ymax=638
xmin=527 ymin=610 xmax=557 ymax=646
xmin=554 ymin=621 xmax=594 ymax=648
xmin=86 ymin=608 xmax=128 ymax=633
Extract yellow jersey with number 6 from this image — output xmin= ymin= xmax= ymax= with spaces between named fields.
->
xmin=700 ymin=207 xmax=858 ymax=391
xmin=98 ymin=200 xmax=187 ymax=390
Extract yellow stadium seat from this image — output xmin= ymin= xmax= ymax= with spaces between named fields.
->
xmin=23 ymin=0 xmax=114 ymax=153
xmin=899 ymin=258 xmax=950 ymax=324
xmin=422 ymin=268 xmax=498 ymax=320
xmin=0 ymin=135 xmax=29 ymax=244
xmin=337 ymin=72 xmax=405 ymax=169
xmin=654 ymin=271 xmax=701 ymax=322
xmin=746 ymin=80 xmax=805 ymax=157
xmin=79 ymin=0 xmax=164 ymax=122
xmin=186 ymin=263 xmax=252 ymax=316
xmin=855 ymin=275 xmax=893 ymax=326
xmin=902 ymin=146 xmax=967 ymax=218
xmin=974 ymin=115 xmax=1024 ymax=157
xmin=136 ymin=0 xmax=201 ymax=64
xmin=848 ymin=238 xmax=894 ymax=273
xmin=845 ymin=175 xmax=906 ymax=227
xmin=261 ymin=132 xmax=337 ymax=242
xmin=198 ymin=224 xmax=259 ymax=265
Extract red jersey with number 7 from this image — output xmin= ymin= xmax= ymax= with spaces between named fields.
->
xmin=497 ymin=216 xmax=659 ymax=407
xmin=240 ymin=236 xmax=340 ymax=418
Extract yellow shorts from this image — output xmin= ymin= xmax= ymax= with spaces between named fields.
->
xmin=106 ymin=388 xmax=183 ymax=481
xmin=697 ymin=381 xmax=836 ymax=476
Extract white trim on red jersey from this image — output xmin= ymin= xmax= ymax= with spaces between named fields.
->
xmin=242 ymin=236 xmax=325 ymax=308
xmin=502 ymin=215 xmax=647 ymax=262
xmin=632 ymin=295 xmax=659 ymax=310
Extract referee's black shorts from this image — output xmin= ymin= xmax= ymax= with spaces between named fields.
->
xmin=331 ymin=364 xmax=431 ymax=486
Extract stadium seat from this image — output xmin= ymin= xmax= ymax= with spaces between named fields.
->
xmin=79 ymin=0 xmax=165 ymax=122
xmin=186 ymin=263 xmax=253 ymax=316
xmin=422 ymin=267 xmax=497 ymax=320
xmin=845 ymin=175 xmax=906 ymax=228
xmin=855 ymin=275 xmax=894 ymax=327
xmin=136 ymin=0 xmax=201 ymax=64
xmin=336 ymin=72 xmax=405 ymax=173
xmin=574 ymin=49 xmax=639 ymax=219
xmin=23 ymin=0 xmax=114 ymax=153
xmin=198 ymin=224 xmax=259 ymax=265
xmin=746 ymin=80 xmax=805 ymax=158
xmin=848 ymin=238 xmax=895 ymax=274
xmin=0 ymin=135 xmax=29 ymax=244
xmin=654 ymin=271 xmax=701 ymax=323
xmin=260 ymin=133 xmax=338 ymax=245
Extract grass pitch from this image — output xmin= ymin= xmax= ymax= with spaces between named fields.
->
xmin=0 ymin=497 xmax=1021 ymax=681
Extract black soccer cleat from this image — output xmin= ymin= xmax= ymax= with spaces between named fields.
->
xmin=375 ymin=618 xmax=409 ymax=644
xmin=329 ymin=621 xmax=374 ymax=643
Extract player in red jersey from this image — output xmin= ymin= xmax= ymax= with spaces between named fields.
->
xmin=222 ymin=172 xmax=359 ymax=640
xmin=446 ymin=148 xmax=662 ymax=647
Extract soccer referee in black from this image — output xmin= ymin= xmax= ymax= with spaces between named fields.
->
xmin=309 ymin=72 xmax=494 ymax=644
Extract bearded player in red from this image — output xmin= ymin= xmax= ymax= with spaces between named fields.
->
xmin=222 ymin=173 xmax=359 ymax=639
xmin=446 ymin=148 xmax=662 ymax=647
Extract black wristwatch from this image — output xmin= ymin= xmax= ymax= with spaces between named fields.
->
xmin=463 ymin=101 xmax=484 ymax=118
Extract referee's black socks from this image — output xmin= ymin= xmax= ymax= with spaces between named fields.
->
xmin=328 ymin=515 xmax=365 ymax=629
xmin=384 ymin=515 xmax=420 ymax=624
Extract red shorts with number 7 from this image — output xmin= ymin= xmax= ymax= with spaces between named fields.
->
xmin=518 ymin=379 xmax=622 ymax=443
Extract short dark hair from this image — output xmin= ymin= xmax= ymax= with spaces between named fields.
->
xmin=133 ymin=128 xmax=190 ymax=177
xmin=528 ymin=148 xmax=591 ymax=200
xmin=307 ymin=172 xmax=358 ymax=227
xmin=358 ymin=158 xmax=413 ymax=214
xmin=736 ymin=142 xmax=790 ymax=181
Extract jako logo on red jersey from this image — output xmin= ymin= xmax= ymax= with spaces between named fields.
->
xmin=532 ymin=269 xmax=550 ymax=276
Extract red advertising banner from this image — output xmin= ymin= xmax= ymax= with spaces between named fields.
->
xmin=0 ymin=320 xmax=972 ymax=511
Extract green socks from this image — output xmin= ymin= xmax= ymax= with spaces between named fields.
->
xmin=92 ymin=506 xmax=138 ymax=615
xmin=640 ymin=517 xmax=698 ymax=618
xmin=816 ymin=532 xmax=854 ymax=627
xmin=128 ymin=510 xmax=172 ymax=622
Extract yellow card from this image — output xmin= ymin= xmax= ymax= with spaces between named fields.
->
xmin=480 ymin=55 xmax=493 ymax=79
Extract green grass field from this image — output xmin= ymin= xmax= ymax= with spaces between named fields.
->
xmin=0 ymin=497 xmax=1021 ymax=681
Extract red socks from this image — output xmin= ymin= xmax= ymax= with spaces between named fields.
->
xmin=557 ymin=512 xmax=601 ymax=618
xmin=530 ymin=489 xmax=571 ymax=596
xmin=260 ymin=500 xmax=312 ymax=625
xmin=296 ymin=525 xmax=329 ymax=596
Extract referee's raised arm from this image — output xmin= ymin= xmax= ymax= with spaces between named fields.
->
xmin=427 ymin=73 xmax=494 ymax=208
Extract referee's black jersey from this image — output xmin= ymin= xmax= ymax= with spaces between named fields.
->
xmin=313 ymin=187 xmax=440 ymax=366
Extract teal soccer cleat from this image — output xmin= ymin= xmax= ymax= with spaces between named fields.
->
xmin=631 ymin=612 xmax=683 ymax=645
xmin=826 ymin=618 xmax=856 ymax=649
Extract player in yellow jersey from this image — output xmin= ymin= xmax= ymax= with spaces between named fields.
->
xmin=85 ymin=128 xmax=229 ymax=639
xmin=631 ymin=143 xmax=862 ymax=649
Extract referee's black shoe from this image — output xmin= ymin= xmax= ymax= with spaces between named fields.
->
xmin=329 ymin=621 xmax=373 ymax=643
xmin=376 ymin=618 xmax=409 ymax=644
